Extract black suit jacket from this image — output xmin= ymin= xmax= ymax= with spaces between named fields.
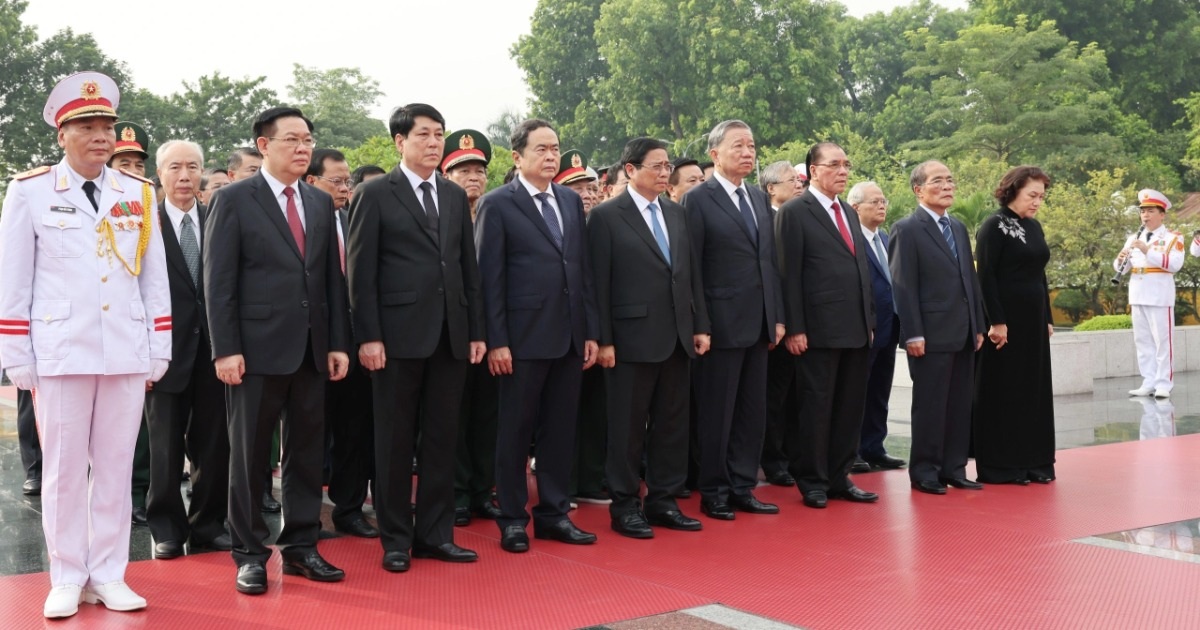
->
xmin=346 ymin=169 xmax=483 ymax=359
xmin=776 ymin=190 xmax=874 ymax=347
xmin=203 ymin=173 xmax=349 ymax=374
xmin=155 ymin=201 xmax=208 ymax=393
xmin=888 ymin=207 xmax=985 ymax=352
xmin=587 ymin=191 xmax=710 ymax=362
xmin=865 ymin=229 xmax=899 ymax=349
xmin=475 ymin=178 xmax=598 ymax=360
xmin=682 ymin=176 xmax=784 ymax=349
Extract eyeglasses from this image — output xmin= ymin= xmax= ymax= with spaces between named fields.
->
xmin=316 ymin=176 xmax=352 ymax=188
xmin=635 ymin=162 xmax=675 ymax=174
xmin=813 ymin=161 xmax=852 ymax=171
xmin=268 ymin=136 xmax=317 ymax=148
xmin=864 ymin=198 xmax=889 ymax=206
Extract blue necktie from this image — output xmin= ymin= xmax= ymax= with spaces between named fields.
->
xmin=535 ymin=192 xmax=563 ymax=249
xmin=735 ymin=188 xmax=758 ymax=242
xmin=939 ymin=216 xmax=958 ymax=260
xmin=647 ymin=202 xmax=671 ymax=265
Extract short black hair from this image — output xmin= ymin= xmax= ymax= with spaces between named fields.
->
xmin=388 ymin=103 xmax=445 ymax=138
xmin=510 ymin=118 xmax=554 ymax=155
xmin=351 ymin=164 xmax=387 ymax=187
xmin=227 ymin=147 xmax=261 ymax=172
xmin=804 ymin=142 xmax=843 ymax=182
xmin=698 ymin=161 xmax=714 ymax=171
xmin=200 ymin=166 xmax=225 ymax=190
xmin=669 ymin=157 xmax=699 ymax=185
xmin=619 ymin=137 xmax=669 ymax=169
xmin=307 ymin=148 xmax=347 ymax=178
xmin=607 ymin=163 xmax=623 ymax=182
xmin=252 ymin=106 xmax=313 ymax=141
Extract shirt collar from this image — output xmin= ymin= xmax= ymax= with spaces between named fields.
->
xmin=808 ymin=185 xmax=838 ymax=211
xmin=627 ymin=187 xmax=659 ymax=212
xmin=259 ymin=168 xmax=297 ymax=200
xmin=518 ymin=173 xmax=554 ymax=199
xmin=860 ymin=223 xmax=878 ymax=240
xmin=919 ymin=204 xmax=946 ymax=222
xmin=711 ymin=170 xmax=746 ymax=199
xmin=60 ymin=158 xmax=104 ymax=189
xmin=399 ymin=162 xmax=437 ymax=194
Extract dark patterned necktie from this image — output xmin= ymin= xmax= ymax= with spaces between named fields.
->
xmin=179 ymin=213 xmax=201 ymax=286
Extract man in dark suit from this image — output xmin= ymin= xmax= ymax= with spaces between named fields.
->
xmin=888 ymin=160 xmax=985 ymax=495
xmin=777 ymin=142 xmax=878 ymax=509
xmin=144 ymin=140 xmax=231 ymax=560
xmin=683 ymin=120 xmax=784 ymax=521
xmin=204 ymin=107 xmax=350 ymax=594
xmin=847 ymin=181 xmax=906 ymax=472
xmin=588 ymin=137 xmax=710 ymax=539
xmin=475 ymin=118 xmax=599 ymax=553
xmin=306 ymin=148 xmax=378 ymax=540
xmin=348 ymin=103 xmax=485 ymax=572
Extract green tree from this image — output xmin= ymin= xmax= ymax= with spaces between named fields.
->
xmin=168 ymin=73 xmax=280 ymax=168
xmin=485 ymin=108 xmax=525 ymax=150
xmin=287 ymin=64 xmax=385 ymax=150
xmin=342 ymin=135 xmax=398 ymax=173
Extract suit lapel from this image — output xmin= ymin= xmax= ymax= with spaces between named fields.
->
xmin=437 ymin=176 xmax=454 ymax=254
xmin=916 ymin=207 xmax=957 ymax=264
xmin=615 ymin=192 xmax=669 ymax=267
xmin=704 ymin=178 xmax=755 ymax=245
xmin=663 ymin=199 xmax=688 ymax=269
xmin=300 ymin=182 xmax=322 ymax=266
xmin=388 ymin=169 xmax=437 ymax=246
xmin=864 ymin=228 xmax=888 ymax=278
xmin=251 ymin=174 xmax=303 ymax=262
xmin=804 ymin=193 xmax=851 ymax=255
xmin=158 ymin=204 xmax=196 ymax=293
xmin=55 ymin=164 xmax=106 ymax=222
xmin=511 ymin=179 xmax=561 ymax=251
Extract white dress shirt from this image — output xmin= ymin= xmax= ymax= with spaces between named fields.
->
xmin=627 ymin=188 xmax=670 ymax=242
xmin=517 ymin=173 xmax=563 ymax=230
xmin=711 ymin=171 xmax=758 ymax=228
xmin=260 ymin=168 xmax=305 ymax=231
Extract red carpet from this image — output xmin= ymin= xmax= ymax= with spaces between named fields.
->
xmin=4 ymin=434 xmax=1200 ymax=629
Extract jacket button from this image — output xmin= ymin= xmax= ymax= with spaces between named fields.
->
xmin=193 ymin=327 xmax=200 ymax=334
xmin=100 ymin=276 xmax=107 ymax=283
xmin=301 ymin=300 xmax=309 ymax=308
xmin=563 ymin=288 xmax=569 ymax=294
xmin=102 ymin=304 xmax=109 ymax=311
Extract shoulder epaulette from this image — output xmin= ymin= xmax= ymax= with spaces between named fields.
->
xmin=117 ymin=168 xmax=154 ymax=184
xmin=11 ymin=165 xmax=51 ymax=181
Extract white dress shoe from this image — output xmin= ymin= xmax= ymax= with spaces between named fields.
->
xmin=1154 ymin=388 xmax=1171 ymax=399
xmin=44 ymin=584 xmax=83 ymax=618
xmin=83 ymin=581 xmax=147 ymax=611
xmin=1128 ymin=387 xmax=1154 ymax=397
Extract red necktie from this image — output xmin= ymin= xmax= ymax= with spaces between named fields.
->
xmin=832 ymin=200 xmax=854 ymax=254
xmin=283 ymin=186 xmax=305 ymax=257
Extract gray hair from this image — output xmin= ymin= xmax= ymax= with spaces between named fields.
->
xmin=156 ymin=140 xmax=205 ymax=168
xmin=847 ymin=181 xmax=882 ymax=207
xmin=759 ymin=160 xmax=795 ymax=192
xmin=707 ymin=120 xmax=752 ymax=152
xmin=909 ymin=160 xmax=944 ymax=189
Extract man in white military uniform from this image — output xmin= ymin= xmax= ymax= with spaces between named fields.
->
xmin=1114 ymin=188 xmax=1183 ymax=399
xmin=0 ymin=71 xmax=171 ymax=618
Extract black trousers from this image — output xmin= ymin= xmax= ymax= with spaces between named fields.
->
xmin=606 ymin=344 xmax=690 ymax=517
xmin=326 ymin=365 xmax=374 ymax=523
xmin=908 ymin=343 xmax=974 ymax=483
xmin=372 ymin=325 xmax=465 ymax=553
xmin=570 ymin=367 xmax=607 ymax=497
xmin=494 ymin=352 xmax=583 ymax=530
xmin=761 ymin=345 xmax=798 ymax=476
xmin=454 ymin=361 xmax=498 ymax=510
xmin=227 ymin=342 xmax=326 ymax=566
xmin=145 ymin=337 xmax=229 ymax=545
xmin=693 ymin=342 xmax=768 ymax=504
xmin=859 ymin=343 xmax=897 ymax=461
xmin=16 ymin=388 xmax=40 ymax=481
xmin=790 ymin=346 xmax=870 ymax=495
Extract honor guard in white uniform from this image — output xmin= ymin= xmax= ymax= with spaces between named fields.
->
xmin=0 ymin=71 xmax=171 ymax=618
xmin=1114 ymin=189 xmax=1183 ymax=399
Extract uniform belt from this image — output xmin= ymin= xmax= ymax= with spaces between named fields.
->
xmin=1131 ymin=267 xmax=1170 ymax=274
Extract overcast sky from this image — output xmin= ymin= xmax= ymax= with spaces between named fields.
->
xmin=24 ymin=0 xmax=967 ymax=133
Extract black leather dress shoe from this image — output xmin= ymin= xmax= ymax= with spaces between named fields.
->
xmin=802 ymin=490 xmax=828 ymax=509
xmin=830 ymin=485 xmax=879 ymax=503
xmin=700 ymin=501 xmax=735 ymax=520
xmin=472 ymin=502 xmax=503 ymax=520
xmin=912 ymin=480 xmax=948 ymax=495
xmin=675 ymin=488 xmax=692 ymax=499
xmin=611 ymin=512 xmax=654 ymax=539
xmin=939 ymin=477 xmax=984 ymax=490
xmin=334 ymin=516 xmax=380 ymax=538
xmin=413 ymin=542 xmax=478 ymax=562
xmin=866 ymin=454 xmax=907 ymax=470
xmin=281 ymin=551 xmax=345 ymax=582
xmin=1028 ymin=474 xmax=1054 ymax=484
xmin=382 ymin=550 xmax=410 ymax=573
xmin=131 ymin=506 xmax=148 ymax=526
xmin=500 ymin=525 xmax=529 ymax=553
xmin=22 ymin=476 xmax=41 ymax=496
xmin=153 ymin=540 xmax=184 ymax=560
xmin=189 ymin=533 xmax=233 ymax=552
xmin=850 ymin=458 xmax=872 ymax=474
xmin=454 ymin=507 xmax=471 ymax=527
xmin=236 ymin=563 xmax=267 ymax=595
xmin=646 ymin=510 xmax=702 ymax=531
xmin=765 ymin=470 xmax=796 ymax=487
xmin=731 ymin=494 xmax=779 ymax=514
xmin=535 ymin=520 xmax=597 ymax=545
xmin=261 ymin=492 xmax=281 ymax=513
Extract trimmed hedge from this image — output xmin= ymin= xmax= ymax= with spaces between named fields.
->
xmin=1074 ymin=314 xmax=1133 ymax=331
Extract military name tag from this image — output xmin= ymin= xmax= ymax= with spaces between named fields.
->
xmin=50 ymin=205 xmax=76 ymax=213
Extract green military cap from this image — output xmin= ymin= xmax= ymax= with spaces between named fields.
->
xmin=555 ymin=150 xmax=594 ymax=185
xmin=441 ymin=129 xmax=492 ymax=174
xmin=113 ymin=121 xmax=149 ymax=160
